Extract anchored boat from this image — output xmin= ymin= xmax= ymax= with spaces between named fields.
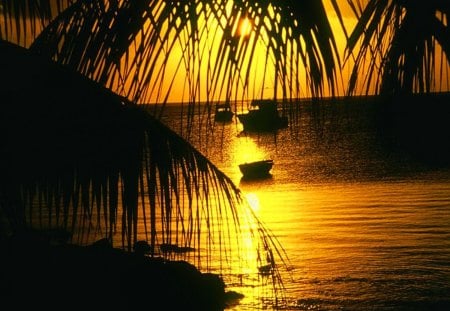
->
xmin=237 ymin=99 xmax=288 ymax=132
xmin=238 ymin=159 xmax=273 ymax=179
xmin=214 ymin=103 xmax=233 ymax=122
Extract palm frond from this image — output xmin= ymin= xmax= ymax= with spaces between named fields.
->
xmin=20 ymin=1 xmax=340 ymax=117
xmin=0 ymin=1 xmax=348 ymax=306
xmin=345 ymin=0 xmax=450 ymax=96
xmin=0 ymin=40 xmax=288 ymax=293
xmin=0 ymin=0 xmax=72 ymax=46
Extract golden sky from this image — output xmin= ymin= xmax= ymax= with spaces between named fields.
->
xmin=3 ymin=0 xmax=446 ymax=103
xmin=0 ymin=0 xmax=363 ymax=102
xmin=143 ymin=0 xmax=361 ymax=104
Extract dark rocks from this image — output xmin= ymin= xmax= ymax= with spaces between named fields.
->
xmin=0 ymin=234 xmax=230 ymax=310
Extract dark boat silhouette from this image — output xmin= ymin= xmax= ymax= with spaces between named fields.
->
xmin=238 ymin=159 xmax=273 ymax=179
xmin=237 ymin=99 xmax=288 ymax=132
xmin=214 ymin=103 xmax=233 ymax=122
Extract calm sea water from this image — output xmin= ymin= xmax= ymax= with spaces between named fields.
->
xmin=156 ymin=101 xmax=450 ymax=310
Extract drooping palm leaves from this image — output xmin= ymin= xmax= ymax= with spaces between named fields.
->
xmin=1 ymin=1 xmax=341 ymax=110
xmin=0 ymin=0 xmax=342 ymax=244
xmin=1 ymin=1 xmax=301 ymax=305
xmin=0 ymin=1 xmax=345 ymax=306
xmin=0 ymin=39 xmax=289 ymax=285
xmin=335 ymin=0 xmax=450 ymax=165
xmin=344 ymin=0 xmax=450 ymax=96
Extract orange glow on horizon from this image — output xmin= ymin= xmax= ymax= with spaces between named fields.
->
xmin=116 ymin=1 xmax=363 ymax=103
xmin=107 ymin=1 xmax=449 ymax=103
xmin=151 ymin=2 xmax=361 ymax=103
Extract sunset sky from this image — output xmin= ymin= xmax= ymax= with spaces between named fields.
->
xmin=139 ymin=0 xmax=362 ymax=104
xmin=0 ymin=0 xmax=396 ymax=102
xmin=2 ymin=0 xmax=448 ymax=103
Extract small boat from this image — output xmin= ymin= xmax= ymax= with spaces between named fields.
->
xmin=238 ymin=159 xmax=273 ymax=179
xmin=214 ymin=103 xmax=233 ymax=122
xmin=236 ymin=99 xmax=288 ymax=132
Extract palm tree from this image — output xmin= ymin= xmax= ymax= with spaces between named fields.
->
xmin=1 ymin=0 xmax=341 ymax=113
xmin=344 ymin=1 xmax=450 ymax=96
xmin=340 ymin=1 xmax=450 ymax=164
xmin=0 ymin=0 xmax=342 ymax=307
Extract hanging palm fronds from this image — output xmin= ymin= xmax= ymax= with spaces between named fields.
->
xmin=0 ymin=39 xmax=289 ymax=292
xmin=0 ymin=0 xmax=72 ymax=46
xmin=344 ymin=1 xmax=450 ymax=96
xmin=2 ymin=1 xmax=347 ymax=304
xmin=2 ymin=1 xmax=340 ymax=116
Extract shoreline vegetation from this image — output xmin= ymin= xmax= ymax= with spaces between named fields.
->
xmin=0 ymin=229 xmax=244 ymax=310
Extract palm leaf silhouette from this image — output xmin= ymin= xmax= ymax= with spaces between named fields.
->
xmin=0 ymin=39 xmax=287 ymax=269
xmin=344 ymin=1 xmax=450 ymax=95
xmin=1 ymin=0 xmax=341 ymax=237
xmin=0 ymin=1 xmax=345 ymax=306
xmin=1 ymin=1 xmax=340 ymax=109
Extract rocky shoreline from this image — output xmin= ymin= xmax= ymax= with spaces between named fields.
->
xmin=1 ymin=231 xmax=243 ymax=310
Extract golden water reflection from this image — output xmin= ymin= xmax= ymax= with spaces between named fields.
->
xmin=233 ymin=181 xmax=450 ymax=310
xmin=233 ymin=136 xmax=269 ymax=165
xmin=244 ymin=193 xmax=260 ymax=213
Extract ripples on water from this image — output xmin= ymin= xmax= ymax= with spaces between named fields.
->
xmin=159 ymin=102 xmax=450 ymax=310
xmin=243 ymin=181 xmax=450 ymax=310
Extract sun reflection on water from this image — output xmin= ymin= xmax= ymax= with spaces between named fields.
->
xmin=245 ymin=193 xmax=260 ymax=213
xmin=234 ymin=137 xmax=268 ymax=164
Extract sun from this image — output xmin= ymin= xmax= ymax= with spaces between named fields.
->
xmin=238 ymin=17 xmax=253 ymax=38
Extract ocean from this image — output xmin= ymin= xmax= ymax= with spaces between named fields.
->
xmin=155 ymin=99 xmax=450 ymax=310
